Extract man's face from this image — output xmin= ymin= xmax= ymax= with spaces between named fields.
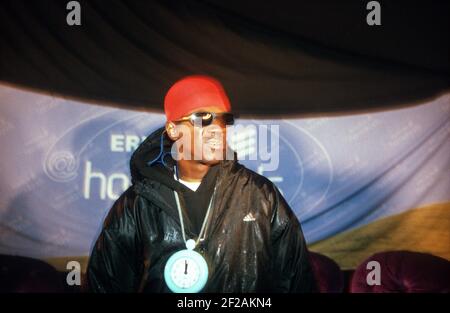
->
xmin=167 ymin=106 xmax=230 ymax=165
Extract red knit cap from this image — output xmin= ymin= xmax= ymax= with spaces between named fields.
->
xmin=164 ymin=75 xmax=231 ymax=122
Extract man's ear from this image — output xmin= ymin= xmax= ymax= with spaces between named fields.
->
xmin=165 ymin=122 xmax=180 ymax=140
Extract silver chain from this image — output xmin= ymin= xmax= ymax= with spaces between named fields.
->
xmin=173 ymin=166 xmax=217 ymax=249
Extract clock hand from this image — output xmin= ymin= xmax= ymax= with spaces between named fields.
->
xmin=184 ymin=260 xmax=188 ymax=275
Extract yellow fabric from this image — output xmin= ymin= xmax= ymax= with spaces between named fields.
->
xmin=309 ymin=202 xmax=450 ymax=269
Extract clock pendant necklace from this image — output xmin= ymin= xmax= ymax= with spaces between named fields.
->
xmin=164 ymin=166 xmax=217 ymax=293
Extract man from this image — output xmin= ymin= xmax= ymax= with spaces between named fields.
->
xmin=87 ymin=75 xmax=316 ymax=293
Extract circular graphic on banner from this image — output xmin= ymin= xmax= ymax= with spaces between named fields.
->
xmin=44 ymin=150 xmax=79 ymax=182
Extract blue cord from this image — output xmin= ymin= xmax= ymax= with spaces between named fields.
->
xmin=148 ymin=130 xmax=172 ymax=169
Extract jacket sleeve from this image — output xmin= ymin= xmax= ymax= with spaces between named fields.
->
xmin=86 ymin=187 xmax=143 ymax=293
xmin=270 ymin=185 xmax=317 ymax=293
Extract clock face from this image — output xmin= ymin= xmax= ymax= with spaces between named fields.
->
xmin=164 ymin=249 xmax=209 ymax=293
xmin=170 ymin=257 xmax=200 ymax=289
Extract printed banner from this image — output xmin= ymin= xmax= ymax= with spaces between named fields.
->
xmin=0 ymin=84 xmax=449 ymax=269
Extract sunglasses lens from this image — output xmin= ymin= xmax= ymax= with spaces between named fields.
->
xmin=199 ymin=113 xmax=213 ymax=126
xmin=188 ymin=112 xmax=212 ymax=126
xmin=223 ymin=113 xmax=234 ymax=125
xmin=189 ymin=112 xmax=234 ymax=126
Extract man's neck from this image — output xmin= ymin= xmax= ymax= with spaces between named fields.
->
xmin=177 ymin=160 xmax=210 ymax=182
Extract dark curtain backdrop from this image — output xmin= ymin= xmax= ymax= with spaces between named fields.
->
xmin=0 ymin=0 xmax=449 ymax=117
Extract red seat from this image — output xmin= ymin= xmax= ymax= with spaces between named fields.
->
xmin=308 ymin=251 xmax=344 ymax=293
xmin=350 ymin=251 xmax=450 ymax=293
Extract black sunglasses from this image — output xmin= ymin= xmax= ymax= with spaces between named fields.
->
xmin=173 ymin=112 xmax=235 ymax=127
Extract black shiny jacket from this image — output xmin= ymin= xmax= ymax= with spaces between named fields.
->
xmin=87 ymin=127 xmax=316 ymax=293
